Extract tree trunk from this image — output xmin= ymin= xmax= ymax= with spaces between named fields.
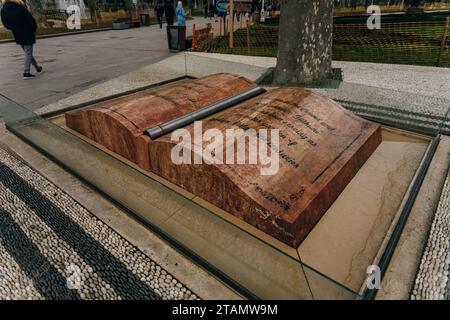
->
xmin=273 ymin=0 xmax=334 ymax=86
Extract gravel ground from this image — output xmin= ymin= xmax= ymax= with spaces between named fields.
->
xmin=411 ymin=168 xmax=450 ymax=300
xmin=186 ymin=53 xmax=450 ymax=99
xmin=0 ymin=146 xmax=199 ymax=300
xmin=184 ymin=53 xmax=450 ymax=133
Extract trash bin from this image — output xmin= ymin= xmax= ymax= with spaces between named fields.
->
xmin=140 ymin=13 xmax=150 ymax=26
xmin=167 ymin=26 xmax=187 ymax=52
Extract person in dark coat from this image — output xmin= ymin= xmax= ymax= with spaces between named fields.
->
xmin=163 ymin=0 xmax=175 ymax=26
xmin=1 ymin=0 xmax=43 ymax=79
xmin=154 ymin=1 xmax=164 ymax=29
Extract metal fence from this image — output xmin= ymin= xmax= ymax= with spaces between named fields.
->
xmin=193 ymin=15 xmax=450 ymax=68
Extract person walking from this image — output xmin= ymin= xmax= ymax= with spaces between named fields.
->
xmin=163 ymin=0 xmax=175 ymax=26
xmin=1 ymin=0 xmax=43 ymax=80
xmin=176 ymin=1 xmax=186 ymax=27
xmin=154 ymin=1 xmax=164 ymax=29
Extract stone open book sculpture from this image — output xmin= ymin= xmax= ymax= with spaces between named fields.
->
xmin=65 ymin=73 xmax=382 ymax=247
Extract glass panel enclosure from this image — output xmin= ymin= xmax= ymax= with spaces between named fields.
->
xmin=0 ymin=92 xmax=358 ymax=300
xmin=1 ymin=54 xmax=448 ymax=299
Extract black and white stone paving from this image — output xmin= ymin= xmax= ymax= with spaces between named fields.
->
xmin=411 ymin=168 xmax=450 ymax=300
xmin=0 ymin=147 xmax=199 ymax=300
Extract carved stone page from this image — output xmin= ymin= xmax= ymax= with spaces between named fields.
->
xmin=150 ymin=88 xmax=382 ymax=247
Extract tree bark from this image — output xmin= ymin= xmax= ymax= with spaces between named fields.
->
xmin=273 ymin=0 xmax=334 ymax=86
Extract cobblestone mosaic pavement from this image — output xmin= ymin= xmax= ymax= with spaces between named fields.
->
xmin=0 ymin=147 xmax=199 ymax=300
xmin=411 ymin=167 xmax=450 ymax=300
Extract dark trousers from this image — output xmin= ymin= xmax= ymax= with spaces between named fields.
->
xmin=21 ymin=45 xmax=39 ymax=74
xmin=157 ymin=16 xmax=163 ymax=28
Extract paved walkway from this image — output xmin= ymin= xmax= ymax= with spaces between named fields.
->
xmin=0 ymin=146 xmax=198 ymax=300
xmin=0 ymin=17 xmax=211 ymax=110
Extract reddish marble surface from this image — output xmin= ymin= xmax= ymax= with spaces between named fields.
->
xmin=65 ymin=73 xmax=257 ymax=170
xmin=66 ymin=75 xmax=381 ymax=247
xmin=150 ymin=88 xmax=382 ymax=247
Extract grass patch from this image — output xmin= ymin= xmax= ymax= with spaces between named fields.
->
xmin=196 ymin=23 xmax=450 ymax=68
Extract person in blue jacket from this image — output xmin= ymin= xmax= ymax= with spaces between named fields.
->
xmin=1 ymin=0 xmax=43 ymax=79
xmin=176 ymin=1 xmax=186 ymax=27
